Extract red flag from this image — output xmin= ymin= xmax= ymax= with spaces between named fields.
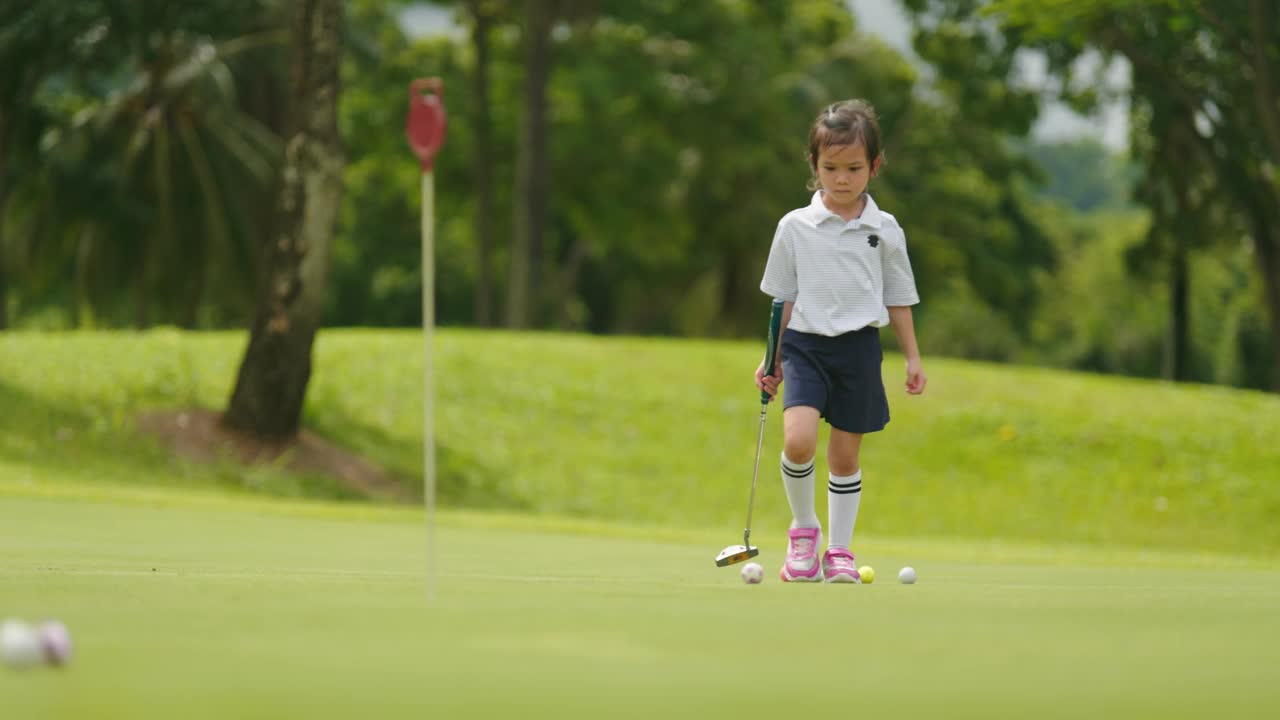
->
xmin=406 ymin=78 xmax=447 ymax=171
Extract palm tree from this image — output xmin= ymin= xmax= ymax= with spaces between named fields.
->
xmin=0 ymin=2 xmax=116 ymax=328
xmin=23 ymin=3 xmax=284 ymax=328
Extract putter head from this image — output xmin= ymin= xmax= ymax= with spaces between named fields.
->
xmin=714 ymin=544 xmax=759 ymax=567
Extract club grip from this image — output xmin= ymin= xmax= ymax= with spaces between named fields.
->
xmin=761 ymin=299 xmax=784 ymax=404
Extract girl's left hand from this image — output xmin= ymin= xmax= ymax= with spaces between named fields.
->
xmin=905 ymin=358 xmax=927 ymax=395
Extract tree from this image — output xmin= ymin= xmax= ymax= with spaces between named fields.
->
xmin=505 ymin=0 xmax=554 ymax=328
xmin=0 ymin=2 xmax=113 ymax=329
xmin=1027 ymin=138 xmax=1133 ymax=212
xmin=467 ymin=0 xmax=499 ymax=326
xmin=3 ymin=1 xmax=282 ymax=330
xmin=82 ymin=30 xmax=280 ymax=329
xmin=982 ymin=0 xmax=1280 ymax=390
xmin=897 ymin=0 xmax=1057 ymax=341
xmin=224 ymin=0 xmax=345 ymax=439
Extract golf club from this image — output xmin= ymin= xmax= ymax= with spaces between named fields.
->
xmin=715 ymin=298 xmax=784 ymax=567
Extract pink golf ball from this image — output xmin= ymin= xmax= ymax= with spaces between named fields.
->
xmin=740 ymin=562 xmax=764 ymax=584
xmin=39 ymin=621 xmax=72 ymax=666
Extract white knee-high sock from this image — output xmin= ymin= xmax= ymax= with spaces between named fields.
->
xmin=827 ymin=470 xmax=862 ymax=549
xmin=781 ymin=452 xmax=820 ymax=529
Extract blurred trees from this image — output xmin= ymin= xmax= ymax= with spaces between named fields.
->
xmin=0 ymin=1 xmax=121 ymax=330
xmin=1027 ymin=139 xmax=1133 ymax=213
xmin=465 ymin=0 xmax=498 ymax=326
xmin=0 ymin=0 xmax=1274 ymax=392
xmin=973 ymin=0 xmax=1280 ymax=388
xmin=1 ymin=0 xmax=282 ymax=330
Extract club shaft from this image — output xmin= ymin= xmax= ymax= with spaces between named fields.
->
xmin=744 ymin=403 xmax=768 ymax=546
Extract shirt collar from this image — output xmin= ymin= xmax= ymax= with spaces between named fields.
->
xmin=802 ymin=191 xmax=884 ymax=229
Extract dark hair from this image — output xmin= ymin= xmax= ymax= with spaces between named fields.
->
xmin=807 ymin=99 xmax=883 ymax=190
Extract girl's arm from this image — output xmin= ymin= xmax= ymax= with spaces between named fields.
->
xmin=888 ymin=305 xmax=927 ymax=395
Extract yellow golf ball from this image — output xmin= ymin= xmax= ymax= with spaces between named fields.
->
xmin=858 ymin=566 xmax=875 ymax=584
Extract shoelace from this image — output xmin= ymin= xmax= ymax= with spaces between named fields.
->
xmin=827 ymin=553 xmax=856 ymax=570
xmin=789 ymin=537 xmax=815 ymax=559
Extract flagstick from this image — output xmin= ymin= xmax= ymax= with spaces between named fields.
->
xmin=406 ymin=77 xmax=445 ymax=604
xmin=421 ymin=169 xmax=436 ymax=603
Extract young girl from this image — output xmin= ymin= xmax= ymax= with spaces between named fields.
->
xmin=755 ymin=99 xmax=926 ymax=583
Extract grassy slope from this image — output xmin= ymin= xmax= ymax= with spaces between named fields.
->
xmin=1 ymin=329 xmax=1278 ymax=554
xmin=3 ymin=493 xmax=1279 ymax=720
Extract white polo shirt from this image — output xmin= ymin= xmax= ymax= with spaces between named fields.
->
xmin=760 ymin=191 xmax=919 ymax=336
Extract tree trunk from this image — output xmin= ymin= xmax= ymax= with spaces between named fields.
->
xmin=551 ymin=235 xmax=589 ymax=328
xmin=233 ymin=66 xmax=287 ymax=327
xmin=1 ymin=65 xmax=45 ymax=331
xmin=72 ymin=226 xmax=94 ymax=328
xmin=1247 ymin=0 xmax=1280 ymax=391
xmin=469 ymin=0 xmax=495 ymax=327
xmin=1251 ymin=211 xmax=1280 ymax=392
xmin=133 ymin=235 xmax=150 ymax=329
xmin=223 ymin=0 xmax=344 ymax=440
xmin=506 ymin=0 xmax=553 ymax=329
xmin=0 ymin=243 xmax=7 ymax=330
xmin=1247 ymin=0 xmax=1280 ymax=165
xmin=1189 ymin=122 xmax=1280 ymax=392
xmin=1166 ymin=236 xmax=1190 ymax=381
xmin=0 ymin=110 xmax=9 ymax=331
xmin=182 ymin=227 xmax=205 ymax=329
xmin=1166 ymin=139 xmax=1193 ymax=382
xmin=181 ymin=252 xmax=205 ymax=329
xmin=0 ymin=211 xmax=7 ymax=330
xmin=0 ymin=244 xmax=7 ymax=330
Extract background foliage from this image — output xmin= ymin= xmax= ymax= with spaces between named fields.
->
xmin=1 ymin=0 xmax=1274 ymax=390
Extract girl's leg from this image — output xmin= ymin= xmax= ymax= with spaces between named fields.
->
xmin=779 ymin=406 xmax=824 ymax=581
xmin=781 ymin=406 xmax=822 ymax=528
xmin=826 ymin=429 xmax=864 ymax=550
xmin=826 ymin=427 xmax=862 ymax=476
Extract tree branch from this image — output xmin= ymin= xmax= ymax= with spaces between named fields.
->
xmin=1099 ymin=23 xmax=1207 ymax=121
xmin=1195 ymin=2 xmax=1251 ymax=60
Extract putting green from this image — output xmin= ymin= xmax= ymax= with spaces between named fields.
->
xmin=2 ymin=493 xmax=1278 ymax=719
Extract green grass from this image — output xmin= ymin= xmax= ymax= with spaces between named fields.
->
xmin=2 ymin=326 xmax=1278 ymax=718
xmin=3 ymin=490 xmax=1279 ymax=719
xmin=2 ymin=328 xmax=1280 ymax=555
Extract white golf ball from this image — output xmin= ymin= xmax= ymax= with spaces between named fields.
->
xmin=740 ymin=562 xmax=764 ymax=584
xmin=898 ymin=566 xmax=918 ymax=584
xmin=2 ymin=620 xmax=43 ymax=669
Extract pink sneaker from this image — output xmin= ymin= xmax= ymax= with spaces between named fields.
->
xmin=822 ymin=548 xmax=861 ymax=583
xmin=779 ymin=527 xmax=824 ymax=582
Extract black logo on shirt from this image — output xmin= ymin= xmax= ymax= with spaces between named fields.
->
xmin=868 ymin=235 xmax=879 ymax=248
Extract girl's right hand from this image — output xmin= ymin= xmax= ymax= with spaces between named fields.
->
xmin=755 ymin=359 xmax=782 ymax=401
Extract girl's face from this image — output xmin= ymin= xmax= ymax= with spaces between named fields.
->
xmin=813 ymin=142 xmax=879 ymax=208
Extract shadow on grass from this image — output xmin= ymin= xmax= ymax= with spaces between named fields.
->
xmin=305 ymin=410 xmax=530 ymax=511
xmin=0 ymin=379 xmax=524 ymax=510
xmin=0 ymin=378 xmax=182 ymax=489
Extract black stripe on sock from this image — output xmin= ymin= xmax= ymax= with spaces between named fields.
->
xmin=828 ymin=480 xmax=860 ymax=489
xmin=828 ymin=483 xmax=862 ymax=495
xmin=782 ymin=463 xmax=814 ymax=478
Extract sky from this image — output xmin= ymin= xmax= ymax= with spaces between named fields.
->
xmin=400 ymin=1 xmax=1130 ymax=151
